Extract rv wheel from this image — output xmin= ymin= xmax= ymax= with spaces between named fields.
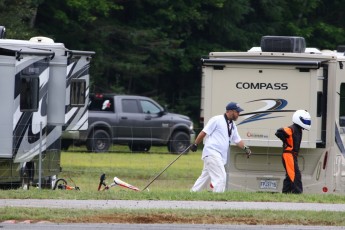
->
xmin=41 ymin=175 xmax=57 ymax=189
xmin=20 ymin=162 xmax=34 ymax=190
xmin=61 ymin=140 xmax=72 ymax=151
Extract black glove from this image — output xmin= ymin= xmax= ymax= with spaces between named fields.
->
xmin=190 ymin=144 xmax=198 ymax=152
xmin=243 ymin=145 xmax=252 ymax=158
xmin=283 ymin=142 xmax=291 ymax=149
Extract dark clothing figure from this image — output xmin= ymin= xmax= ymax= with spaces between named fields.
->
xmin=275 ymin=124 xmax=303 ymax=194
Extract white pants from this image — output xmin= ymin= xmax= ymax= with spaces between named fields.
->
xmin=191 ymin=154 xmax=226 ymax=193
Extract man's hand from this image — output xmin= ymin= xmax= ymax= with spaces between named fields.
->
xmin=243 ymin=145 xmax=252 ymax=158
xmin=190 ymin=144 xmax=198 ymax=152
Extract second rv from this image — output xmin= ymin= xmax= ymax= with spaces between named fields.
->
xmin=201 ymin=36 xmax=345 ymax=194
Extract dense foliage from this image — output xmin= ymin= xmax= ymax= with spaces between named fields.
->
xmin=1 ymin=0 xmax=345 ymax=124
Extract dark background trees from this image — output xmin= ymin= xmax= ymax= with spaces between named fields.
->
xmin=1 ymin=0 xmax=344 ymax=125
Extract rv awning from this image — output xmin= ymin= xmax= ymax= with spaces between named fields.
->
xmin=201 ymin=58 xmax=323 ymax=69
xmin=0 ymin=45 xmax=55 ymax=60
xmin=66 ymin=49 xmax=95 ymax=58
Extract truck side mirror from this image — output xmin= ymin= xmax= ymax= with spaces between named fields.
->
xmin=158 ymin=110 xmax=165 ymax=117
xmin=163 ymin=104 xmax=169 ymax=112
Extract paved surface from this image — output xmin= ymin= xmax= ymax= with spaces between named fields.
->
xmin=1 ymin=199 xmax=345 ymax=212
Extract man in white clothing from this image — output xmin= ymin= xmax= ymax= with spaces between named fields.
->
xmin=190 ymin=102 xmax=251 ymax=193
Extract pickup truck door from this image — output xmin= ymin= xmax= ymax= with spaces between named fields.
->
xmin=117 ymin=99 xmax=142 ymax=141
xmin=138 ymin=99 xmax=170 ymax=142
xmin=117 ymin=98 xmax=169 ymax=143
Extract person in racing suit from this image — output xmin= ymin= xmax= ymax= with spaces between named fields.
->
xmin=275 ymin=110 xmax=311 ymax=194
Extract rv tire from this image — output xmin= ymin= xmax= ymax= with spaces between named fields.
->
xmin=61 ymin=140 xmax=72 ymax=151
xmin=20 ymin=162 xmax=34 ymax=190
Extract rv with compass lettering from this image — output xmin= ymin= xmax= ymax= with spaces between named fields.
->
xmin=0 ymin=26 xmax=94 ymax=189
xmin=201 ymin=36 xmax=345 ymax=194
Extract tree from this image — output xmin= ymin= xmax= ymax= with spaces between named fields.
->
xmin=0 ymin=0 xmax=43 ymax=38
xmin=28 ymin=0 xmax=345 ymax=123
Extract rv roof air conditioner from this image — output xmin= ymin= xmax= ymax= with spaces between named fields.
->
xmin=29 ymin=36 xmax=54 ymax=43
xmin=260 ymin=36 xmax=306 ymax=53
xmin=0 ymin=26 xmax=6 ymax=39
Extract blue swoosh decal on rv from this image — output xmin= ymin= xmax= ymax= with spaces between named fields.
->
xmin=238 ymin=99 xmax=294 ymax=125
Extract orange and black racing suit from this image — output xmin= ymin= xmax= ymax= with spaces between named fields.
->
xmin=275 ymin=124 xmax=303 ymax=194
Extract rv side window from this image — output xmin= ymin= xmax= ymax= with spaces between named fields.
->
xmin=20 ymin=77 xmax=39 ymax=111
xmin=70 ymin=80 xmax=86 ymax=106
xmin=339 ymin=83 xmax=345 ymax=126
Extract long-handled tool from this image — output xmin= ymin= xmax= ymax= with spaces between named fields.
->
xmin=142 ymin=145 xmax=192 ymax=191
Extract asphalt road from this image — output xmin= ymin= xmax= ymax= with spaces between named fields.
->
xmin=1 ymin=199 xmax=345 ymax=212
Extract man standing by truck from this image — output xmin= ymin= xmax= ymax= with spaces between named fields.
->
xmin=275 ymin=110 xmax=311 ymax=194
xmin=190 ymin=102 xmax=252 ymax=193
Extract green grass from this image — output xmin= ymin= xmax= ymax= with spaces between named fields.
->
xmin=59 ymin=146 xmax=201 ymax=191
xmin=0 ymin=146 xmax=345 ymax=204
xmin=1 ymin=146 xmax=345 ymax=225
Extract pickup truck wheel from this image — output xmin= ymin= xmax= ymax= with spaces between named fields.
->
xmin=168 ymin=132 xmax=190 ymax=154
xmin=86 ymin=130 xmax=111 ymax=153
xmin=128 ymin=144 xmax=151 ymax=152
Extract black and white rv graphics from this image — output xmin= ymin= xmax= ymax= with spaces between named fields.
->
xmin=0 ymin=28 xmax=94 ymax=189
xmin=201 ymin=36 xmax=345 ymax=194
xmin=65 ymin=51 xmax=91 ymax=130
xmin=61 ymin=50 xmax=93 ymax=150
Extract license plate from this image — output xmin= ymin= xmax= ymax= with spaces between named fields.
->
xmin=260 ymin=180 xmax=277 ymax=190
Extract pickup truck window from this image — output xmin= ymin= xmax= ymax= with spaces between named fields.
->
xmin=89 ymin=97 xmax=114 ymax=111
xmin=122 ymin=99 xmax=140 ymax=113
xmin=140 ymin=100 xmax=160 ymax=114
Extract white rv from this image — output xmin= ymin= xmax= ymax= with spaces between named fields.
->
xmin=0 ymin=26 xmax=94 ymax=189
xmin=201 ymin=36 xmax=345 ymax=194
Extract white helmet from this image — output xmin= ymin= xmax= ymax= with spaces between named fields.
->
xmin=292 ymin=110 xmax=311 ymax=130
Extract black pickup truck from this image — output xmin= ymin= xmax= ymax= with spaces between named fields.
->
xmin=62 ymin=93 xmax=195 ymax=153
